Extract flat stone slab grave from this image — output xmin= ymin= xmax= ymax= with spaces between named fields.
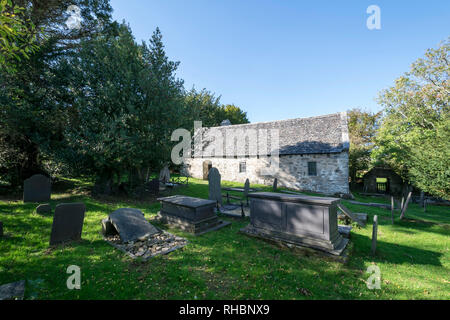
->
xmin=241 ymin=192 xmax=349 ymax=256
xmin=156 ymin=195 xmax=231 ymax=235
xmin=0 ymin=280 xmax=25 ymax=300
xmin=103 ymin=208 xmax=160 ymax=243
xmin=23 ymin=174 xmax=51 ymax=203
xmin=49 ymin=203 xmax=85 ymax=246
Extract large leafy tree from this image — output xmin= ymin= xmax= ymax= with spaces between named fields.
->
xmin=0 ymin=0 xmax=112 ymax=185
xmin=0 ymin=0 xmax=38 ymax=73
xmin=183 ymin=88 xmax=248 ymax=128
xmin=374 ymin=38 xmax=449 ymax=199
xmin=66 ymin=25 xmax=185 ymax=194
xmin=347 ymin=108 xmax=380 ymax=187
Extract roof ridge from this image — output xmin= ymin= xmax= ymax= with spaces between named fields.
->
xmin=208 ymin=112 xmax=343 ymax=129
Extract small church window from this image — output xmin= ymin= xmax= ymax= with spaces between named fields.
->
xmin=308 ymin=162 xmax=317 ymax=176
xmin=239 ymin=161 xmax=246 ymax=173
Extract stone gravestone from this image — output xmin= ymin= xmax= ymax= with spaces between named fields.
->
xmin=23 ymin=174 xmax=51 ymax=203
xmin=36 ymin=204 xmax=51 ymax=214
xmin=208 ymin=167 xmax=222 ymax=205
xmin=147 ymin=178 xmax=159 ymax=196
xmin=371 ymin=215 xmax=378 ymax=255
xmin=272 ymin=178 xmax=278 ymax=191
xmin=106 ymin=208 xmax=160 ymax=243
xmin=243 ymin=179 xmax=250 ymax=205
xmin=49 ymin=203 xmax=85 ymax=245
xmin=0 ymin=280 xmax=25 ymax=300
xmin=159 ymin=165 xmax=171 ymax=184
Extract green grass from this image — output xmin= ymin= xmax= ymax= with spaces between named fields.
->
xmin=0 ymin=177 xmax=449 ymax=299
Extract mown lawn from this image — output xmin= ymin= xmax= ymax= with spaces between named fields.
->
xmin=0 ymin=177 xmax=449 ymax=300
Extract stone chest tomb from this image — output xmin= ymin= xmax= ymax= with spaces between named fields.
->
xmin=157 ymin=195 xmax=230 ymax=235
xmin=241 ymin=192 xmax=348 ymax=255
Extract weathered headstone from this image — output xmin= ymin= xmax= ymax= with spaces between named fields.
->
xmin=272 ymin=178 xmax=278 ymax=191
xmin=159 ymin=165 xmax=171 ymax=184
xmin=49 ymin=203 xmax=85 ymax=245
xmin=371 ymin=215 xmax=378 ymax=255
xmin=243 ymin=178 xmax=250 ymax=205
xmin=23 ymin=174 xmax=51 ymax=203
xmin=390 ymin=196 xmax=394 ymax=224
xmin=106 ymin=208 xmax=160 ymax=243
xmin=208 ymin=167 xmax=222 ymax=205
xmin=36 ymin=203 xmax=51 ymax=214
xmin=0 ymin=280 xmax=25 ymax=300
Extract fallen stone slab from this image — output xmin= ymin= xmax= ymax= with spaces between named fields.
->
xmin=104 ymin=230 xmax=187 ymax=261
xmin=36 ymin=203 xmax=51 ymax=214
xmin=0 ymin=280 xmax=25 ymax=300
xmin=337 ymin=204 xmax=366 ymax=227
xmin=106 ymin=208 xmax=160 ymax=243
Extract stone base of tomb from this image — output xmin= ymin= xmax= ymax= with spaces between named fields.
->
xmin=240 ymin=224 xmax=349 ymax=258
xmin=155 ymin=212 xmax=231 ymax=235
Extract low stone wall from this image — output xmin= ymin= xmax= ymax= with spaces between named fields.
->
xmin=183 ymin=152 xmax=349 ymax=196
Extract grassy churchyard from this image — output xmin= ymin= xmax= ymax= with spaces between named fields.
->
xmin=0 ymin=177 xmax=448 ymax=300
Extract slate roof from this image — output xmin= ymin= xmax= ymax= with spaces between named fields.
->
xmin=193 ymin=112 xmax=350 ymax=156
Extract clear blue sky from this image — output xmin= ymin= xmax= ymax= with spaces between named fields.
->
xmin=110 ymin=0 xmax=449 ymax=123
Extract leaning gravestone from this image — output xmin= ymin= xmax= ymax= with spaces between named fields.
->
xmin=49 ymin=203 xmax=86 ymax=245
xmin=23 ymin=174 xmax=51 ymax=203
xmin=159 ymin=165 xmax=171 ymax=184
xmin=105 ymin=208 xmax=160 ymax=243
xmin=208 ymin=167 xmax=222 ymax=205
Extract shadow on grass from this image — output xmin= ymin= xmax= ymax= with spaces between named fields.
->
xmin=350 ymin=232 xmax=443 ymax=267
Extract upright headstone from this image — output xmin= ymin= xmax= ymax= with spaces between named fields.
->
xmin=23 ymin=174 xmax=51 ymax=203
xmin=371 ymin=215 xmax=378 ymax=255
xmin=272 ymin=178 xmax=278 ymax=191
xmin=208 ymin=167 xmax=222 ymax=205
xmin=147 ymin=178 xmax=160 ymax=196
xmin=243 ymin=179 xmax=250 ymax=206
xmin=159 ymin=165 xmax=171 ymax=184
xmin=390 ymin=196 xmax=394 ymax=224
xmin=49 ymin=203 xmax=85 ymax=245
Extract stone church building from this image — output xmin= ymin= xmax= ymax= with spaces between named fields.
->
xmin=183 ymin=112 xmax=350 ymax=196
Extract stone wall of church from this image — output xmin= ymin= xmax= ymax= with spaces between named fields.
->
xmin=183 ymin=152 xmax=349 ymax=196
